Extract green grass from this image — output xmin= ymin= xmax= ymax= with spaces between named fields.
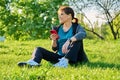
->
xmin=0 ymin=39 xmax=120 ymax=80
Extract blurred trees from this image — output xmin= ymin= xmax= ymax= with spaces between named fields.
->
xmin=0 ymin=0 xmax=64 ymax=40
xmin=0 ymin=0 xmax=120 ymax=40
xmin=95 ymin=0 xmax=120 ymax=39
xmin=67 ymin=0 xmax=120 ymax=40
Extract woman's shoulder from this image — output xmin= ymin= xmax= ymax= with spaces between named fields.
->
xmin=73 ymin=23 xmax=84 ymax=29
xmin=72 ymin=23 xmax=83 ymax=28
xmin=53 ymin=24 xmax=62 ymax=32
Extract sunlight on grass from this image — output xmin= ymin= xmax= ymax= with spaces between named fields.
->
xmin=0 ymin=39 xmax=120 ymax=80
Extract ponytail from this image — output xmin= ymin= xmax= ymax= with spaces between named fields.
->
xmin=72 ymin=18 xmax=78 ymax=24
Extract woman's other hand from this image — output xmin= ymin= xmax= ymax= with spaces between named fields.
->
xmin=62 ymin=40 xmax=70 ymax=54
xmin=50 ymin=34 xmax=59 ymax=41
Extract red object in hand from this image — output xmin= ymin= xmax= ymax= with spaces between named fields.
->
xmin=50 ymin=30 xmax=57 ymax=34
xmin=50 ymin=30 xmax=59 ymax=40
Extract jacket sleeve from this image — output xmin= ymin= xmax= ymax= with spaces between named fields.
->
xmin=73 ymin=25 xmax=86 ymax=41
xmin=52 ymin=46 xmax=58 ymax=51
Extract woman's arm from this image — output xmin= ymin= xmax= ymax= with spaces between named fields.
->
xmin=62 ymin=25 xmax=86 ymax=54
xmin=52 ymin=40 xmax=57 ymax=47
xmin=50 ymin=34 xmax=58 ymax=51
xmin=70 ymin=25 xmax=86 ymax=42
xmin=52 ymin=40 xmax=58 ymax=51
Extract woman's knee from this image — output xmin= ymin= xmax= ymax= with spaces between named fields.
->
xmin=34 ymin=47 xmax=46 ymax=54
xmin=32 ymin=47 xmax=43 ymax=57
xmin=32 ymin=47 xmax=43 ymax=55
xmin=35 ymin=47 xmax=43 ymax=51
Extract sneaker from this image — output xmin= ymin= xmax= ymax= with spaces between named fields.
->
xmin=53 ymin=57 xmax=68 ymax=68
xmin=17 ymin=59 xmax=40 ymax=67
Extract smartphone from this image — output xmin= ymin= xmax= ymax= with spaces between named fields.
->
xmin=50 ymin=30 xmax=59 ymax=39
xmin=50 ymin=30 xmax=57 ymax=34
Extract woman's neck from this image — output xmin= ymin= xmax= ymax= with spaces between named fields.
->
xmin=63 ymin=21 xmax=72 ymax=28
xmin=63 ymin=21 xmax=72 ymax=32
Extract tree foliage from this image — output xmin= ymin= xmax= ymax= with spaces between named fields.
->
xmin=95 ymin=0 xmax=120 ymax=40
xmin=0 ymin=0 xmax=65 ymax=40
xmin=67 ymin=0 xmax=120 ymax=40
xmin=67 ymin=0 xmax=105 ymax=40
xmin=1 ymin=0 xmax=119 ymax=40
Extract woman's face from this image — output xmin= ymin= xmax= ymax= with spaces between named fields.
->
xmin=58 ymin=11 xmax=71 ymax=24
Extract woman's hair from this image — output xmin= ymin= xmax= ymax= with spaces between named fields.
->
xmin=58 ymin=6 xmax=74 ymax=19
xmin=72 ymin=18 xmax=78 ymax=24
xmin=58 ymin=6 xmax=78 ymax=23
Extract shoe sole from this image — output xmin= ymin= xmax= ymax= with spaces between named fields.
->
xmin=17 ymin=62 xmax=27 ymax=67
xmin=17 ymin=62 xmax=40 ymax=68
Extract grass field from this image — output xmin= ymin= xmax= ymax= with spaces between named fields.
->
xmin=0 ymin=39 xmax=120 ymax=80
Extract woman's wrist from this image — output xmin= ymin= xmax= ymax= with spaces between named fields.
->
xmin=69 ymin=37 xmax=76 ymax=43
xmin=52 ymin=39 xmax=57 ymax=42
xmin=52 ymin=40 xmax=57 ymax=46
xmin=68 ymin=38 xmax=72 ymax=43
xmin=69 ymin=38 xmax=72 ymax=43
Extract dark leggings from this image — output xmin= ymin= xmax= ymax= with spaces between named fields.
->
xmin=32 ymin=47 xmax=63 ymax=63
xmin=32 ymin=46 xmax=79 ymax=64
xmin=32 ymin=41 xmax=88 ymax=64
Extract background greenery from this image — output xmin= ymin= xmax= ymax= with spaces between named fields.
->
xmin=0 ymin=0 xmax=120 ymax=40
xmin=0 ymin=0 xmax=64 ymax=40
xmin=0 ymin=0 xmax=120 ymax=80
xmin=0 ymin=39 xmax=120 ymax=80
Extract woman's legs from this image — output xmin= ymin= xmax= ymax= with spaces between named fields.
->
xmin=32 ymin=47 xmax=62 ymax=64
xmin=65 ymin=41 xmax=89 ymax=63
xmin=18 ymin=47 xmax=62 ymax=67
xmin=64 ymin=42 xmax=81 ymax=63
xmin=53 ymin=42 xmax=81 ymax=67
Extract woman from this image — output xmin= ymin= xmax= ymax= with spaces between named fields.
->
xmin=18 ymin=6 xmax=89 ymax=68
